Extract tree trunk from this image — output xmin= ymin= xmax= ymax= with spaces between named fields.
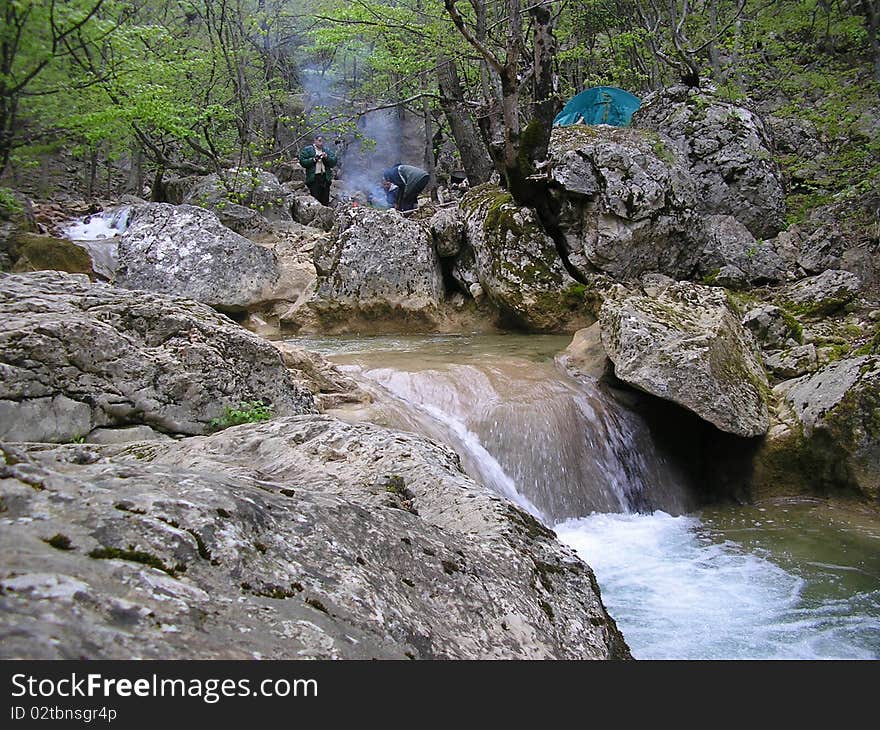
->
xmin=420 ymin=72 xmax=437 ymax=200
xmin=436 ymin=55 xmax=494 ymax=184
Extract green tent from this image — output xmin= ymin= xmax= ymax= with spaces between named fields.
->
xmin=553 ymin=86 xmax=641 ymax=127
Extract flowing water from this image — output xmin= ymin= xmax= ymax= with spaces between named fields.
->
xmin=294 ymin=334 xmax=880 ymax=659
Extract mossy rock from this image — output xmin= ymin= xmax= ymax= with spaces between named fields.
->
xmin=11 ymin=233 xmax=95 ymax=277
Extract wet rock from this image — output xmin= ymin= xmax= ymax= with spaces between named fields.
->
xmin=6 ymin=232 xmax=97 ymax=278
xmin=0 ymin=271 xmax=316 ymax=441
xmin=460 ymin=185 xmax=590 ymax=331
xmin=0 ymin=419 xmax=631 ymax=660
xmin=549 ymin=126 xmax=704 ymax=281
xmin=599 ymin=282 xmax=770 ymax=436
xmin=308 ymin=207 xmax=444 ymax=330
xmin=272 ymin=342 xmax=371 ymax=410
xmin=634 ymin=85 xmax=786 ymax=239
xmin=116 ymin=203 xmax=288 ymax=312
xmin=556 ymin=323 xmax=610 ymax=381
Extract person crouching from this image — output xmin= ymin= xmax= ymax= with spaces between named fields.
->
xmin=381 ymin=164 xmax=429 ymax=212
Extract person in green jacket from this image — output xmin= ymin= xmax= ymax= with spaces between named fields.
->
xmin=298 ymin=135 xmax=337 ymax=206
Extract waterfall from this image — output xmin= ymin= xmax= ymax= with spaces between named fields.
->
xmin=62 ymin=206 xmax=131 ymax=241
xmin=324 ymin=337 xmax=693 ymax=522
xmin=299 ymin=335 xmax=880 ymax=659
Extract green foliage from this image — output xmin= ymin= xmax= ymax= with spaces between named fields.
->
xmin=0 ymin=188 xmax=23 ymax=217
xmin=209 ymin=400 xmax=275 ymax=431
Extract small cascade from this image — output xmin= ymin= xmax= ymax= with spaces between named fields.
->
xmin=323 ymin=337 xmax=692 ymax=522
xmin=62 ymin=206 xmax=132 ymax=241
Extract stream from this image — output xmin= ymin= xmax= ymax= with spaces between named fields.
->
xmin=292 ymin=333 xmax=880 ymax=659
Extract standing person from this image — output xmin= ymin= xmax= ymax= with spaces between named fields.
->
xmin=381 ymin=164 xmax=430 ymax=212
xmin=298 ymin=135 xmax=337 ymax=206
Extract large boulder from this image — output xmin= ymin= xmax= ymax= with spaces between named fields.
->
xmin=599 ymin=282 xmax=770 ymax=437
xmin=751 ymin=356 xmax=880 ymax=500
xmin=0 ymin=271 xmax=316 ymax=442
xmin=116 ymin=203 xmax=288 ymax=312
xmin=288 ymin=188 xmax=336 ymax=232
xmin=459 ymin=185 xmax=591 ymax=331
xmin=548 ymin=126 xmax=705 ymax=281
xmin=308 ymin=207 xmax=445 ymax=330
xmin=633 ymin=85 xmax=786 ymax=239
xmin=0 ymin=418 xmax=631 ymax=659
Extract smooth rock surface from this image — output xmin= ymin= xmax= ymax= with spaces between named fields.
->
xmin=0 ymin=418 xmax=632 ymax=660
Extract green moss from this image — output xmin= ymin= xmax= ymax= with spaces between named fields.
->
xmin=382 ymin=474 xmax=412 ymax=499
xmin=506 ymin=506 xmax=556 ymax=541
xmin=780 ymin=310 xmax=804 ymax=344
xmin=702 ymin=268 xmax=721 ymax=285
xmin=88 ymin=546 xmax=180 ymax=577
xmin=44 ymin=533 xmax=74 ymax=551
xmin=305 ymin=596 xmax=329 ymax=614
xmin=780 ymin=297 xmax=851 ymax=318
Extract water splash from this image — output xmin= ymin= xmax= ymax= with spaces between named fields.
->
xmin=62 ymin=207 xmax=131 ymax=241
xmin=556 ymin=511 xmax=880 ymax=659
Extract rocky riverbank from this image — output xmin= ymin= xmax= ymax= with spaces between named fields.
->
xmin=1 ymin=83 xmax=878 ymax=659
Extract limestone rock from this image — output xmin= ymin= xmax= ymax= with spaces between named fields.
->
xmin=752 ymin=357 xmax=880 ymax=500
xmin=460 ymin=185 xmax=590 ymax=331
xmin=700 ymin=215 xmax=786 ymax=286
xmin=599 ymin=282 xmax=770 ymax=436
xmin=741 ymin=305 xmax=802 ymax=350
xmin=289 ymin=189 xmax=336 ymax=232
xmin=778 ymin=269 xmax=861 ymax=317
xmin=0 ymin=271 xmax=316 ymax=441
xmin=272 ymin=342 xmax=371 ymax=410
xmin=549 ymin=126 xmax=705 ymax=280
xmin=556 ymin=323 xmax=610 ymax=381
xmin=116 ymin=203 xmax=285 ymax=312
xmin=165 ymin=169 xmax=293 ymax=224
xmin=429 ymin=206 xmax=467 ymax=258
xmin=309 ymin=207 xmax=444 ymax=330
xmin=0 ymin=419 xmax=632 ymax=660
xmin=763 ymin=344 xmax=818 ymax=379
xmin=633 ymin=86 xmax=786 ymax=239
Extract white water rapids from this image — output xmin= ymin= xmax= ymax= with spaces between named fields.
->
xmin=297 ymin=334 xmax=880 ymax=659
